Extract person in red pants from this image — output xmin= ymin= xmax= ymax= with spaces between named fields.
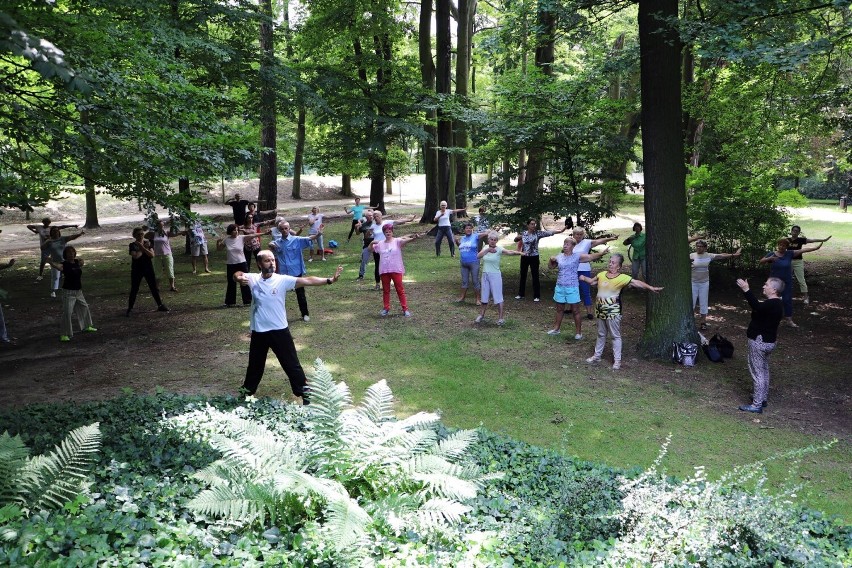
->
xmin=368 ymin=225 xmax=424 ymax=317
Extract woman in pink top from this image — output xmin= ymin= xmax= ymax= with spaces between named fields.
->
xmin=368 ymin=224 xmax=424 ymax=317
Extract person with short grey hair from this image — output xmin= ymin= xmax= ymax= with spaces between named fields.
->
xmin=735 ymin=277 xmax=784 ymax=413
xmin=433 ymin=200 xmax=466 ymax=257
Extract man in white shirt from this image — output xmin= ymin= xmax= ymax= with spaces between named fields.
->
xmin=233 ymin=251 xmax=342 ymax=401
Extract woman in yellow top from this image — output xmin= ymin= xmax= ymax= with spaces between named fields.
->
xmin=580 ymin=253 xmax=663 ymax=370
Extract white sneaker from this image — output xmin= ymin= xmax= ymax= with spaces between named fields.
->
xmin=574 ymin=333 xmax=583 ymax=340
xmin=302 ymin=315 xmax=310 ymax=322
xmin=496 ymin=319 xmax=505 ymax=326
xmin=380 ymin=309 xmax=389 ymax=317
xmin=35 ymin=275 xmax=43 ymax=282
xmin=50 ymin=291 xmax=56 ymax=298
xmin=403 ymin=310 xmax=412 ymax=317
xmin=474 ymin=315 xmax=483 ymax=323
xmin=612 ymin=362 xmax=621 ymax=370
xmin=803 ymin=296 xmax=810 ymax=305
xmin=533 ymin=298 xmax=540 ymax=303
xmin=514 ymin=295 xmax=523 ymax=300
xmin=586 ymin=356 xmax=600 ymax=363
xmin=547 ymin=329 xmax=560 ymax=335
xmin=308 ymin=258 xmax=313 ymax=262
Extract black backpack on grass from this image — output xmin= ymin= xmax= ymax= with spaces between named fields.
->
xmin=711 ymin=333 xmax=735 ymax=359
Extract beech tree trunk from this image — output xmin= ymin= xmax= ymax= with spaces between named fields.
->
xmin=419 ymin=0 xmax=439 ymax=222
xmin=637 ymin=0 xmax=694 ymax=357
xmin=436 ymin=0 xmax=452 ymax=205
xmin=453 ymin=0 xmax=476 ymax=212
xmin=258 ymin=0 xmax=278 ymax=210
xmin=292 ymin=106 xmax=306 ymax=199
xmin=79 ymin=109 xmax=99 ymax=229
xmin=342 ymin=173 xmax=352 ymax=197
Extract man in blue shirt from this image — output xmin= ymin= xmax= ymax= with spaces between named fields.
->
xmin=269 ymin=220 xmax=322 ymax=322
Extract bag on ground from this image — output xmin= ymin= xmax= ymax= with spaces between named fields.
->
xmin=703 ymin=343 xmax=724 ymax=362
xmin=710 ymin=333 xmax=734 ymax=358
xmin=671 ymin=342 xmax=698 ymax=367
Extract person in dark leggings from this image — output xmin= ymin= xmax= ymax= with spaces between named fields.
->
xmin=514 ymin=218 xmax=566 ymax=302
xmin=433 ymin=200 xmax=466 ymax=257
xmin=234 ymin=250 xmax=343 ymax=401
xmin=127 ymin=227 xmax=169 ymax=316
xmin=217 ymin=224 xmax=254 ymax=307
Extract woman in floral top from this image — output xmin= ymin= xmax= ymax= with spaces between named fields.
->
xmin=513 ymin=219 xmax=567 ymax=302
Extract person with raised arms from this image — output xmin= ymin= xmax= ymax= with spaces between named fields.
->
xmin=234 ymin=250 xmax=343 ymax=401
xmin=546 ymin=237 xmax=609 ymax=340
xmin=475 ymin=231 xmax=525 ymax=326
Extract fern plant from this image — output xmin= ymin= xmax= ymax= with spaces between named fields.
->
xmin=175 ymin=359 xmax=500 ymax=562
xmin=0 ymin=423 xmax=101 ymax=541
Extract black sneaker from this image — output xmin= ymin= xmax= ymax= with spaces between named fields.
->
xmin=586 ymin=314 xmax=594 ymax=321
xmin=158 ymin=304 xmax=170 ymax=312
xmin=738 ymin=403 xmax=763 ymax=414
xmin=125 ymin=309 xmax=132 ymax=317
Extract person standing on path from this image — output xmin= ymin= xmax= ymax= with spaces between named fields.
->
xmin=127 ymin=227 xmax=169 ymax=316
xmin=46 ymin=245 xmax=97 ymax=341
xmin=345 ymin=197 xmax=366 ymax=242
xmin=42 ymin=227 xmax=85 ymax=298
xmin=234 ymin=250 xmax=343 ymax=400
xmin=368 ymin=224 xmax=424 ymax=317
xmin=735 ymin=277 xmax=784 ymax=414
xmin=269 ymin=220 xmax=323 ymax=322
xmin=546 ymin=238 xmax=609 ymax=339
xmin=689 ymin=238 xmax=741 ymax=330
xmin=758 ymin=238 xmax=825 ymax=327
xmin=27 ymin=218 xmax=77 ymax=281
xmin=476 ymin=231 xmax=525 ymax=326
xmin=226 ymin=193 xmax=253 ymax=225
xmin=786 ymin=225 xmax=831 ymax=305
xmin=514 ymin=219 xmax=567 ymax=302
xmin=433 ymin=201 xmax=466 ymax=257
xmin=623 ymin=222 xmax=647 ymax=280
xmin=581 ymin=253 xmax=663 ymax=370
xmin=571 ymin=227 xmax=619 ymax=320
xmin=216 ymin=224 xmax=254 ymax=307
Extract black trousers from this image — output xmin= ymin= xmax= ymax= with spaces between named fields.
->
xmin=518 ymin=255 xmax=541 ymax=299
xmin=225 ymin=262 xmax=252 ymax=305
xmin=241 ymin=328 xmax=307 ymax=396
xmin=347 ymin=219 xmax=359 ymax=240
xmin=295 ymin=286 xmax=309 ymax=317
xmin=373 ymin=251 xmax=381 ymax=284
xmin=128 ymin=264 xmax=163 ymax=309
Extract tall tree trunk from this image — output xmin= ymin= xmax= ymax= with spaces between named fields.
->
xmin=637 ymin=0 xmax=693 ymax=357
xmin=79 ymin=109 xmax=99 ymax=229
xmin=369 ymin=156 xmax=386 ymax=213
xmin=453 ymin=0 xmax=475 ymax=212
xmin=258 ymin=0 xmax=278 ymax=210
xmin=342 ymin=173 xmax=352 ymax=197
xmin=177 ymin=177 xmax=191 ymax=253
xmin=419 ymin=0 xmax=439 ymax=222
xmin=436 ymin=0 xmax=452 ymax=205
xmin=520 ymin=8 xmax=556 ymax=209
xmin=292 ymin=106 xmax=306 ymax=199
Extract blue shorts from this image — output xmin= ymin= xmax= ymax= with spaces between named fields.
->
xmin=553 ymin=285 xmax=580 ymax=304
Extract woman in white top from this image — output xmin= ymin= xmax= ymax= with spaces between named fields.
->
xmin=690 ymin=238 xmax=741 ymax=330
xmin=216 ymin=223 xmax=256 ymax=307
xmin=307 ymin=206 xmax=325 ymax=261
xmin=433 ymin=200 xmax=465 ymax=257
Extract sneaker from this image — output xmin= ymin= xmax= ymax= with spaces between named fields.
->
xmin=738 ymin=403 xmax=763 ymax=414
xmin=403 ymin=310 xmax=412 ymax=317
xmin=35 ymin=275 xmax=43 ymax=282
xmin=497 ymin=319 xmax=505 ymax=326
xmin=308 ymin=258 xmax=313 ymax=262
xmin=612 ymin=362 xmax=621 ymax=370
xmin=374 ymin=284 xmax=381 ymax=291
xmin=574 ymin=333 xmax=583 ymax=340
xmin=586 ymin=356 xmax=600 ymax=363
xmin=355 ymin=276 xmax=364 ymax=281
xmin=60 ymin=335 xmax=70 ymax=342
xmin=50 ymin=291 xmax=56 ymax=298
xmin=302 ymin=315 xmax=310 ymax=322
xmin=204 ymin=268 xmax=211 ymax=273
xmin=533 ymin=298 xmax=540 ymax=303
xmin=83 ymin=326 xmax=97 ymax=333
xmin=586 ymin=314 xmax=594 ymax=321
xmin=514 ymin=295 xmax=523 ymax=300
xmin=301 ymin=393 xmax=310 ymax=406
xmin=474 ymin=315 xmax=483 ymax=323
xmin=803 ymin=296 xmax=810 ymax=305
xmin=158 ymin=304 xmax=170 ymax=312
xmin=547 ymin=329 xmax=561 ymax=335
xmin=125 ymin=309 xmax=132 ymax=317
xmin=322 ymin=258 xmax=327 ymax=261
xmin=380 ymin=309 xmax=390 ymax=317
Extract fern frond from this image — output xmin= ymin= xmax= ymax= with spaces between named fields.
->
xmin=305 ymin=359 xmax=351 ymax=451
xmin=384 ymin=429 xmax=438 ymax=455
xmin=323 ymin=496 xmax=372 ymax=550
xmin=415 ymin=498 xmax=471 ymax=527
xmin=394 ymin=412 xmax=441 ymax=431
xmin=188 ymin=482 xmax=279 ymax=526
xmin=0 ymin=432 xmax=30 ymax=506
xmin=433 ymin=430 xmax=478 ymax=460
xmin=358 ymin=380 xmax=394 ymax=424
xmin=412 ymin=472 xmax=479 ymax=501
xmin=22 ymin=423 xmax=101 ymax=511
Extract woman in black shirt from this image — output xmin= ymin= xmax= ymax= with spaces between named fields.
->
xmin=735 ymin=277 xmax=784 ymax=413
xmin=127 ymin=227 xmax=169 ymax=316
xmin=46 ymin=246 xmax=96 ymax=341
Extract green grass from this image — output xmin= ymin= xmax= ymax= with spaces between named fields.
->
xmin=2 ymin=205 xmax=849 ymax=521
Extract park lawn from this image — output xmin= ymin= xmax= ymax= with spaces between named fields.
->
xmin=0 ymin=208 xmax=849 ymax=522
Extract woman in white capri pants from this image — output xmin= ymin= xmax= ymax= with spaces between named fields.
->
xmin=690 ymin=239 xmax=741 ymax=330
